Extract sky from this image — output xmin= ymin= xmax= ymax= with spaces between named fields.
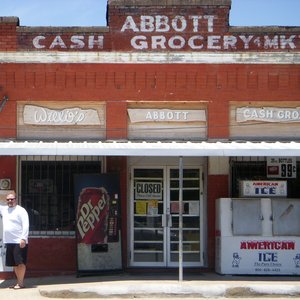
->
xmin=0 ymin=0 xmax=299 ymax=27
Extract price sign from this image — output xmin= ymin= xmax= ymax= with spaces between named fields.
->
xmin=267 ymin=157 xmax=296 ymax=178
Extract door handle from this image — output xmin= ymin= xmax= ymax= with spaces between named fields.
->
xmin=167 ymin=214 xmax=172 ymax=227
xmin=162 ymin=214 xmax=167 ymax=227
xmin=162 ymin=214 xmax=172 ymax=227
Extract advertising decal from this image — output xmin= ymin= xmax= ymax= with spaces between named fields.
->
xmin=74 ymin=174 xmax=120 ymax=245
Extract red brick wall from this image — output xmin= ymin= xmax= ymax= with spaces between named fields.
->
xmin=207 ymin=175 xmax=228 ymax=268
xmin=0 ymin=63 xmax=299 ymax=140
xmin=27 ymin=238 xmax=77 ymax=276
xmin=0 ymin=157 xmax=16 ymax=189
xmin=0 ymin=17 xmax=18 ymax=51
xmin=108 ymin=1 xmax=231 ymax=51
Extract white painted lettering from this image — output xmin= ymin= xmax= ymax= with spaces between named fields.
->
xmin=140 ymin=16 xmax=155 ymax=32
xmin=131 ymin=35 xmax=148 ymax=49
xmin=121 ymin=16 xmax=139 ymax=32
xmin=152 ymin=36 xmax=167 ymax=49
xmin=265 ymin=110 xmax=273 ymax=119
xmin=172 ymin=16 xmax=187 ymax=32
xmin=188 ymin=35 xmax=204 ymax=49
xmin=169 ymin=35 xmax=185 ymax=49
xmin=253 ymin=37 xmax=262 ymax=47
xmin=243 ymin=109 xmax=251 ymax=119
xmin=144 ymin=111 xmax=191 ymax=121
xmin=237 ymin=107 xmax=300 ymax=123
xmin=280 ymin=35 xmax=296 ymax=49
xmin=32 ymin=36 xmax=46 ymax=49
xmin=204 ymin=15 xmax=217 ymax=33
xmin=121 ymin=14 xmax=216 ymax=34
xmin=153 ymin=111 xmax=159 ymax=120
xmin=189 ymin=16 xmax=202 ymax=32
xmin=155 ymin=16 xmax=170 ymax=32
xmin=264 ymin=35 xmax=279 ymax=49
xmin=224 ymin=35 xmax=237 ymax=50
xmin=239 ymin=35 xmax=254 ymax=49
xmin=182 ymin=112 xmax=189 ymax=120
xmin=88 ymin=36 xmax=104 ymax=49
xmin=277 ymin=110 xmax=285 ymax=119
xmin=70 ymin=35 xmax=85 ymax=49
xmin=34 ymin=107 xmax=85 ymax=124
xmin=208 ymin=35 xmax=221 ymax=50
xmin=146 ymin=111 xmax=152 ymax=120
xmin=50 ymin=36 xmax=67 ymax=49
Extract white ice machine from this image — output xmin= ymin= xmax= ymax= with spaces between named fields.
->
xmin=216 ymin=197 xmax=300 ymax=275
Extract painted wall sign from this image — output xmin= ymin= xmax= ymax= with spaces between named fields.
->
xmin=32 ymin=35 xmax=104 ymax=50
xmin=267 ymin=157 xmax=297 ymax=179
xmin=236 ymin=107 xmax=300 ymax=123
xmin=23 ymin=105 xmax=102 ymax=126
xmin=118 ymin=15 xmax=300 ymax=51
xmin=28 ymin=15 xmax=300 ymax=51
xmin=29 ymin=33 xmax=300 ymax=51
xmin=239 ymin=180 xmax=287 ymax=197
xmin=128 ymin=109 xmax=206 ymax=123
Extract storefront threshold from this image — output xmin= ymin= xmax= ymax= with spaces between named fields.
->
xmin=125 ymin=267 xmax=212 ymax=275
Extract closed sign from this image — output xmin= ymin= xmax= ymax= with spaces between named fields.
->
xmin=135 ymin=182 xmax=162 ymax=200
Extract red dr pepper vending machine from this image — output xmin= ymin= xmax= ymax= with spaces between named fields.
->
xmin=74 ymin=174 xmax=121 ymax=275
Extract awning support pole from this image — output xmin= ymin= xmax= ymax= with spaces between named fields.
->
xmin=179 ymin=156 xmax=183 ymax=281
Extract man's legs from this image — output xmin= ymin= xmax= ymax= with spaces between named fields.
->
xmin=13 ymin=264 xmax=26 ymax=288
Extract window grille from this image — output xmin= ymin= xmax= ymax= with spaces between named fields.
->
xmin=20 ymin=156 xmax=102 ymax=236
xmin=230 ymin=159 xmax=300 ymax=198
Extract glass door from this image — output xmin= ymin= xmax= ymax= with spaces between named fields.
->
xmin=131 ymin=167 xmax=203 ymax=267
xmin=131 ymin=168 xmax=166 ymax=266
xmin=168 ymin=167 xmax=203 ymax=267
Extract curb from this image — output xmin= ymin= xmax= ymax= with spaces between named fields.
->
xmin=39 ymin=283 xmax=300 ymax=299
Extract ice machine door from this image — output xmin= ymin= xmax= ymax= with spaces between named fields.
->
xmin=272 ymin=199 xmax=300 ymax=236
xmin=232 ymin=198 xmax=262 ymax=236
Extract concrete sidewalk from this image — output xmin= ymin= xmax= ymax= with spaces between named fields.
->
xmin=1 ymin=272 xmax=300 ymax=299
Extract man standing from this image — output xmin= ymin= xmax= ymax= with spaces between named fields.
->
xmin=0 ymin=191 xmax=29 ymax=289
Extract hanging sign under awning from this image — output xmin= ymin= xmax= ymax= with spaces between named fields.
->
xmin=240 ymin=181 xmax=287 ymax=197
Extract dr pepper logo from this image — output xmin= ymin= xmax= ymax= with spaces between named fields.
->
xmin=76 ymin=187 xmax=110 ymax=244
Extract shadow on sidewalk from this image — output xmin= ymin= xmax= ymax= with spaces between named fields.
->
xmin=1 ymin=271 xmax=300 ymax=290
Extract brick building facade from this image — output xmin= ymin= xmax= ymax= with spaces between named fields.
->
xmin=0 ymin=0 xmax=299 ymax=278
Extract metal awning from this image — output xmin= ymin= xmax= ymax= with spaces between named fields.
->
xmin=0 ymin=140 xmax=300 ymax=156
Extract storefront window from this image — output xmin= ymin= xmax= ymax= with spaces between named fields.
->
xmin=21 ymin=159 xmax=102 ymax=236
xmin=231 ymin=160 xmax=300 ymax=198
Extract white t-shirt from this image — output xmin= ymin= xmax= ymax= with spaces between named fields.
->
xmin=0 ymin=204 xmax=29 ymax=244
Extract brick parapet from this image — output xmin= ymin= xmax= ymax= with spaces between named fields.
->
xmin=0 ymin=17 xmax=19 ymax=24
xmin=0 ymin=0 xmax=300 ymax=52
xmin=108 ymin=0 xmax=231 ymax=6
xmin=0 ymin=17 xmax=18 ymax=51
